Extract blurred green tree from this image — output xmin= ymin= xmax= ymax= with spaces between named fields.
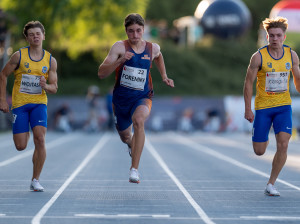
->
xmin=1 ymin=0 xmax=149 ymax=58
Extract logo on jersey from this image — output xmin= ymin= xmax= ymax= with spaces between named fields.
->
xmin=141 ymin=54 xmax=150 ymax=60
xmin=25 ymin=62 xmax=29 ymax=68
xmin=42 ymin=66 xmax=48 ymax=73
xmin=286 ymin=62 xmax=291 ymax=70
xmin=28 ymin=69 xmax=31 ymax=73
xmin=267 ymin=62 xmax=272 ymax=68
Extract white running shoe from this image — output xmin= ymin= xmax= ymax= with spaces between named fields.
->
xmin=129 ymin=168 xmax=140 ymax=184
xmin=264 ymin=183 xmax=280 ymax=196
xmin=30 ymin=178 xmax=44 ymax=192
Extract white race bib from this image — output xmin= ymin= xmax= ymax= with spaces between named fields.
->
xmin=120 ymin=65 xmax=147 ymax=91
xmin=19 ymin=74 xmax=42 ymax=94
xmin=265 ymin=71 xmax=289 ymax=92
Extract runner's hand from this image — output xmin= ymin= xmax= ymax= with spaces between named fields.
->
xmin=121 ymin=51 xmax=134 ymax=63
xmin=244 ymin=110 xmax=254 ymax=123
xmin=163 ymin=78 xmax=175 ymax=88
xmin=40 ymin=76 xmax=47 ymax=90
xmin=0 ymin=100 xmax=9 ymax=113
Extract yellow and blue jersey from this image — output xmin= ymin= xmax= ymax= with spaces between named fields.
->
xmin=255 ymin=45 xmax=293 ymax=110
xmin=12 ymin=47 xmax=51 ymax=109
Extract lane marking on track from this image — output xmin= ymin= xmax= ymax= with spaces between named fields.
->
xmin=172 ymin=134 xmax=300 ymax=192
xmin=31 ymin=133 xmax=111 ymax=224
xmin=145 ymin=140 xmax=215 ymax=224
xmin=240 ymin=216 xmax=300 ymax=220
xmin=74 ymin=214 xmax=171 ymax=218
xmin=0 ymin=133 xmax=81 ymax=167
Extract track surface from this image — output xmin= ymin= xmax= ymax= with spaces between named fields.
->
xmin=0 ymin=131 xmax=300 ymax=224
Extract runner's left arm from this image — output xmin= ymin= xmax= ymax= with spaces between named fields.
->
xmin=41 ymin=57 xmax=58 ymax=94
xmin=291 ymin=50 xmax=300 ymax=93
xmin=152 ymin=43 xmax=174 ymax=88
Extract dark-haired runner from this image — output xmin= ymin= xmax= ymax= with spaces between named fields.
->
xmin=98 ymin=13 xmax=174 ymax=183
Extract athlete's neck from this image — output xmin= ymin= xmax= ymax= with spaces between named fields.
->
xmin=128 ymin=40 xmax=145 ymax=54
xmin=268 ymin=45 xmax=283 ymax=59
xmin=29 ymin=45 xmax=44 ymax=61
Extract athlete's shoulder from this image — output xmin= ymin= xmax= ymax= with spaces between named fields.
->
xmin=6 ymin=51 xmax=21 ymax=69
xmin=113 ymin=41 xmax=125 ymax=48
xmin=250 ymin=50 xmax=261 ymax=60
xmin=249 ymin=51 xmax=261 ymax=69
xmin=151 ymin=42 xmax=161 ymax=59
xmin=151 ymin=42 xmax=160 ymax=50
xmin=111 ymin=41 xmax=126 ymax=53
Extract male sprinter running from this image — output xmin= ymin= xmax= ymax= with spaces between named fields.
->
xmin=244 ymin=17 xmax=300 ymax=196
xmin=0 ymin=21 xmax=58 ymax=191
xmin=98 ymin=13 xmax=174 ymax=183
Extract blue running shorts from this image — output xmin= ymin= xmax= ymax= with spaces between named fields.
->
xmin=12 ymin=104 xmax=47 ymax=134
xmin=113 ymin=98 xmax=152 ymax=131
xmin=252 ymin=105 xmax=292 ymax=142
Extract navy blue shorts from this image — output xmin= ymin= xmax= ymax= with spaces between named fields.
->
xmin=113 ymin=98 xmax=152 ymax=131
xmin=12 ymin=104 xmax=47 ymax=134
xmin=252 ymin=105 xmax=292 ymax=142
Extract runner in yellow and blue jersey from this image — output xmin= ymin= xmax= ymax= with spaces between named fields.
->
xmin=0 ymin=21 xmax=58 ymax=191
xmin=244 ymin=17 xmax=300 ymax=196
xmin=98 ymin=13 xmax=174 ymax=184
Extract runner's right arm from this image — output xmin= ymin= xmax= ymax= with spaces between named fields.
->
xmin=0 ymin=52 xmax=20 ymax=113
xmin=243 ymin=51 xmax=260 ymax=123
xmin=98 ymin=41 xmax=134 ymax=79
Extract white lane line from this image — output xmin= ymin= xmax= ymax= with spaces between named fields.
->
xmin=0 ymin=214 xmax=5 ymax=216
xmin=145 ymin=140 xmax=215 ymax=224
xmin=241 ymin=216 xmax=300 ymax=220
xmin=31 ymin=133 xmax=111 ymax=224
xmin=0 ymin=134 xmax=81 ymax=167
xmin=173 ymin=134 xmax=300 ymax=192
xmin=74 ymin=214 xmax=171 ymax=218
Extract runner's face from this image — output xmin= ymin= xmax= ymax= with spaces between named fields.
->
xmin=267 ymin=28 xmax=286 ymax=48
xmin=26 ymin=28 xmax=45 ymax=46
xmin=126 ymin=24 xmax=144 ymax=44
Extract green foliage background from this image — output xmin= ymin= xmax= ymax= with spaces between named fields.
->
xmin=3 ymin=0 xmax=298 ymax=96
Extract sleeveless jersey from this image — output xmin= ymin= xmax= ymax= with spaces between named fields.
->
xmin=255 ymin=45 xmax=292 ymax=110
xmin=12 ymin=47 xmax=51 ymax=109
xmin=113 ymin=40 xmax=153 ymax=107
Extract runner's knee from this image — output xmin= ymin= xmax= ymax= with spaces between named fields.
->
xmin=276 ymin=141 xmax=289 ymax=153
xmin=253 ymin=145 xmax=266 ymax=156
xmin=33 ymin=134 xmax=45 ymax=147
xmin=132 ymin=116 xmax=145 ymax=130
xmin=15 ymin=143 xmax=27 ymax=151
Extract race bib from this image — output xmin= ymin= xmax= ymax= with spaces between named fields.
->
xmin=19 ymin=74 xmax=42 ymax=94
xmin=120 ymin=65 xmax=147 ymax=91
xmin=265 ymin=71 xmax=289 ymax=92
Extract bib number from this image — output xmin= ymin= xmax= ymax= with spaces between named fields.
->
xmin=265 ymin=71 xmax=288 ymax=93
xmin=19 ymin=74 xmax=42 ymax=94
xmin=120 ymin=65 xmax=147 ymax=91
